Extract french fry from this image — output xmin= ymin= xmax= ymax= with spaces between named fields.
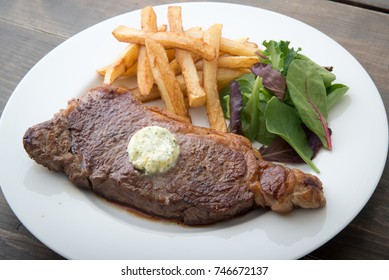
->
xmin=214 ymin=68 xmax=250 ymax=89
xmin=216 ymin=55 xmax=259 ymax=69
xmin=96 ymin=64 xmax=109 ymax=76
xmin=168 ymin=6 xmax=206 ymax=107
xmin=178 ymin=68 xmax=249 ymax=91
xmin=184 ymin=28 xmax=203 ymax=39
xmin=203 ymin=24 xmax=227 ymax=132
xmin=98 ymin=61 xmax=138 ymax=78
xmin=145 ymin=38 xmax=191 ymax=122
xmin=194 ymin=56 xmax=259 ymax=70
xmin=237 ymin=37 xmax=258 ymax=48
xmin=103 ymin=43 xmax=139 ymax=85
xmin=137 ymin=47 xmax=153 ymax=96
xmin=185 ymin=29 xmax=260 ymax=55
xmin=112 ymin=26 xmax=216 ymax=60
xmin=237 ymin=37 xmax=249 ymax=43
xmin=137 ymin=6 xmax=158 ymax=96
xmin=187 ymin=26 xmax=202 ymax=32
xmin=128 ymin=84 xmax=161 ymax=102
xmin=220 ymin=37 xmax=259 ymax=56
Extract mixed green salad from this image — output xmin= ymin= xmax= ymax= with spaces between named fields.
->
xmin=220 ymin=40 xmax=349 ymax=172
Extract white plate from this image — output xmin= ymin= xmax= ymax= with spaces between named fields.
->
xmin=0 ymin=2 xmax=387 ymax=260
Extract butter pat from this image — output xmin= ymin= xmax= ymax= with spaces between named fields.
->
xmin=127 ymin=126 xmax=180 ymax=175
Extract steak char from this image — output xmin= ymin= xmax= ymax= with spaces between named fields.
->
xmin=23 ymin=86 xmax=325 ymax=225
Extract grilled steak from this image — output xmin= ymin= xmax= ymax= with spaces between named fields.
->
xmin=23 ymin=86 xmax=325 ymax=225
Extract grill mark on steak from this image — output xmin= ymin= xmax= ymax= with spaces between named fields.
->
xmin=23 ymin=86 xmax=326 ymax=225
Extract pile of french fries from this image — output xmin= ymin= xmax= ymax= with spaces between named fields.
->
xmin=97 ymin=5 xmax=260 ymax=132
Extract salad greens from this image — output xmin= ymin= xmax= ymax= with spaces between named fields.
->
xmin=220 ymin=40 xmax=349 ymax=172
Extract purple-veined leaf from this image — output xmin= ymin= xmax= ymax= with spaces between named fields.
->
xmin=260 ymin=125 xmax=331 ymax=163
xmin=250 ymin=62 xmax=286 ymax=100
xmin=228 ymin=80 xmax=243 ymax=135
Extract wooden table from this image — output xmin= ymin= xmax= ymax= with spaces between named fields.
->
xmin=0 ymin=0 xmax=388 ymax=260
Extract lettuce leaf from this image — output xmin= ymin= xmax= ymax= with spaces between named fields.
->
xmin=250 ymin=63 xmax=286 ymax=100
xmin=265 ymin=97 xmax=319 ymax=172
xmin=259 ymin=40 xmax=301 ymax=75
xmin=286 ymin=59 xmax=332 ymax=149
xmin=241 ymin=76 xmax=262 ymax=140
xmin=295 ymin=54 xmax=336 ymax=87
xmin=327 ymin=83 xmax=349 ymax=110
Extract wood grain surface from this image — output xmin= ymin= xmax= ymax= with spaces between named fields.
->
xmin=0 ymin=0 xmax=388 ymax=259
xmin=331 ymin=0 xmax=389 ymax=12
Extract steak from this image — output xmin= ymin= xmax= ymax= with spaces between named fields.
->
xmin=23 ymin=86 xmax=325 ymax=225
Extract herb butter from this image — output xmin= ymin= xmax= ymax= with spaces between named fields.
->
xmin=127 ymin=126 xmax=180 ymax=175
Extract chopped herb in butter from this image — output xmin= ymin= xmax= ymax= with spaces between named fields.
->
xmin=127 ymin=126 xmax=180 ymax=175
